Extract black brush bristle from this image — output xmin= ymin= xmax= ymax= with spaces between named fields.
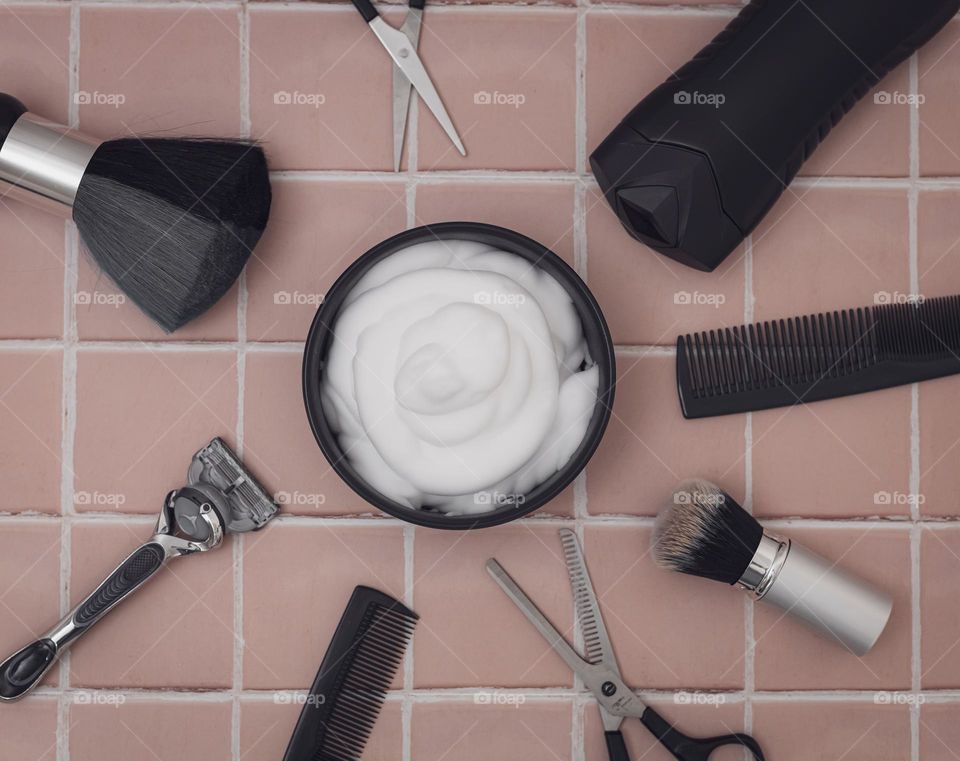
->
xmin=652 ymin=479 xmax=763 ymax=585
xmin=283 ymin=587 xmax=418 ymax=761
xmin=677 ymin=294 xmax=960 ymax=417
xmin=73 ymin=138 xmax=271 ymax=332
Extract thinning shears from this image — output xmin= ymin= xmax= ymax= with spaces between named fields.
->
xmin=487 ymin=529 xmax=766 ymax=761
xmin=350 ymin=0 xmax=466 ymax=170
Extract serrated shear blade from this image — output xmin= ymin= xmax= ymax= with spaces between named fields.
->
xmin=558 ymin=529 xmax=619 ymax=675
xmin=371 ymin=16 xmax=466 ymax=157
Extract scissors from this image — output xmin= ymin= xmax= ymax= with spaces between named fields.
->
xmin=350 ymin=0 xmax=466 ymax=170
xmin=486 ymin=529 xmax=766 ymax=761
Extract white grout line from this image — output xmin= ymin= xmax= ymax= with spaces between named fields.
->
xmin=908 ymin=50 xmax=923 ymax=761
xmin=403 ymin=525 xmax=415 ymax=761
xmin=233 ymin=5 xmax=252 ymax=759
xmin=742 ymin=229 xmax=755 ymax=738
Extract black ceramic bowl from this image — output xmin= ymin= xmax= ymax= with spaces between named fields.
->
xmin=302 ymin=222 xmax=616 ymax=529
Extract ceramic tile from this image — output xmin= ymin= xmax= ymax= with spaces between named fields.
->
xmin=919 ymin=376 xmax=960 ymax=518
xmin=413 ymin=524 xmax=573 ymax=688
xmin=70 ymin=699 xmax=232 ymax=761
xmin=78 ymin=6 xmax=241 ymax=139
xmin=0 ymin=696 xmax=58 ymax=761
xmin=750 ymin=700 xmax=910 ymax=761
xmin=242 ymin=523 xmax=405 ymax=689
xmin=244 ymin=178 xmax=407 ymax=342
xmin=249 ymin=6 xmax=397 ymax=170
xmin=586 ymin=353 xmax=745 ymax=516
xmin=0 ymin=350 xmax=63 ymax=514
xmin=920 ymin=702 xmax=960 ymax=761
xmin=417 ymin=10 xmax=577 ymax=171
xmin=753 ymin=187 xmax=910 ymax=322
xmin=921 ymin=527 xmax=960 ymax=689
xmin=244 ymin=350 xmax=375 ymax=516
xmin=73 ymin=350 xmax=238 ymax=513
xmin=411 ymin=699 xmax=572 ymax=761
xmin=416 ymin=181 xmax=577 ymax=264
xmin=751 ymin=387 xmax=912 ymax=519
xmin=584 ymin=525 xmax=745 ymax=689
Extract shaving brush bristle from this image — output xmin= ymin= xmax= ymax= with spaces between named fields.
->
xmin=72 ymin=138 xmax=271 ymax=332
xmin=652 ymin=479 xmax=764 ymax=585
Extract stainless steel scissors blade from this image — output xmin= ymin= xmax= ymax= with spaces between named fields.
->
xmin=559 ymin=528 xmax=618 ymax=673
xmin=370 ymin=17 xmax=466 ymax=158
xmin=392 ymin=7 xmax=422 ymax=171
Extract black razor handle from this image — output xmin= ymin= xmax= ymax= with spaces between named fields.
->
xmin=0 ymin=543 xmax=166 ymax=701
xmin=590 ymin=0 xmax=959 ymax=272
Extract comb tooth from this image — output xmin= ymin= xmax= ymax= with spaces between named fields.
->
xmin=732 ymin=326 xmax=748 ymax=391
xmin=687 ymin=334 xmax=703 ymax=396
xmin=768 ymin=320 xmax=783 ymax=383
xmin=853 ymin=308 xmax=866 ymax=371
xmin=720 ymin=328 xmax=735 ymax=394
xmin=689 ymin=333 xmax=704 ymax=396
xmin=785 ymin=317 xmax=799 ymax=382
xmin=706 ymin=330 xmax=722 ymax=394
xmin=745 ymin=322 xmax=761 ymax=388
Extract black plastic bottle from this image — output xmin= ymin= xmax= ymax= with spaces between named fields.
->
xmin=590 ymin=0 xmax=960 ymax=272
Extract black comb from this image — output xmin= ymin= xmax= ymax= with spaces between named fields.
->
xmin=282 ymin=586 xmax=418 ymax=761
xmin=677 ymin=294 xmax=960 ymax=418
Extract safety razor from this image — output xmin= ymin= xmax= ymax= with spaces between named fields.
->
xmin=0 ymin=438 xmax=278 ymax=701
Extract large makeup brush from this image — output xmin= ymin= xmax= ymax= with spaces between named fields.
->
xmin=0 ymin=93 xmax=271 ymax=332
xmin=652 ymin=479 xmax=893 ymax=655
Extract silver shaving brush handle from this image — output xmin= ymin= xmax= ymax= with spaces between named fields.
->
xmin=754 ymin=539 xmax=893 ymax=656
xmin=0 ymin=112 xmax=99 ymax=214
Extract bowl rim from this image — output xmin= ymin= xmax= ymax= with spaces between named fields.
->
xmin=302 ymin=221 xmax=616 ymax=529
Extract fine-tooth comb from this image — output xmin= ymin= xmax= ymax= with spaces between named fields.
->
xmin=282 ymin=586 xmax=418 ymax=761
xmin=677 ymin=294 xmax=960 ymax=418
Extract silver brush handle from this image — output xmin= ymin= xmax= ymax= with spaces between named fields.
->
xmin=0 ymin=112 xmax=99 ymax=213
xmin=761 ymin=542 xmax=893 ymax=656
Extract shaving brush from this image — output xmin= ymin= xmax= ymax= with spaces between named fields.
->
xmin=652 ymin=479 xmax=893 ymax=655
xmin=0 ymin=93 xmax=271 ymax=332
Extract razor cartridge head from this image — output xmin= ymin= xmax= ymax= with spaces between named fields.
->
xmin=185 ymin=437 xmax=279 ymax=533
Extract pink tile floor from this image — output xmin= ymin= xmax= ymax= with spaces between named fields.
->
xmin=0 ymin=2 xmax=959 ymax=761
